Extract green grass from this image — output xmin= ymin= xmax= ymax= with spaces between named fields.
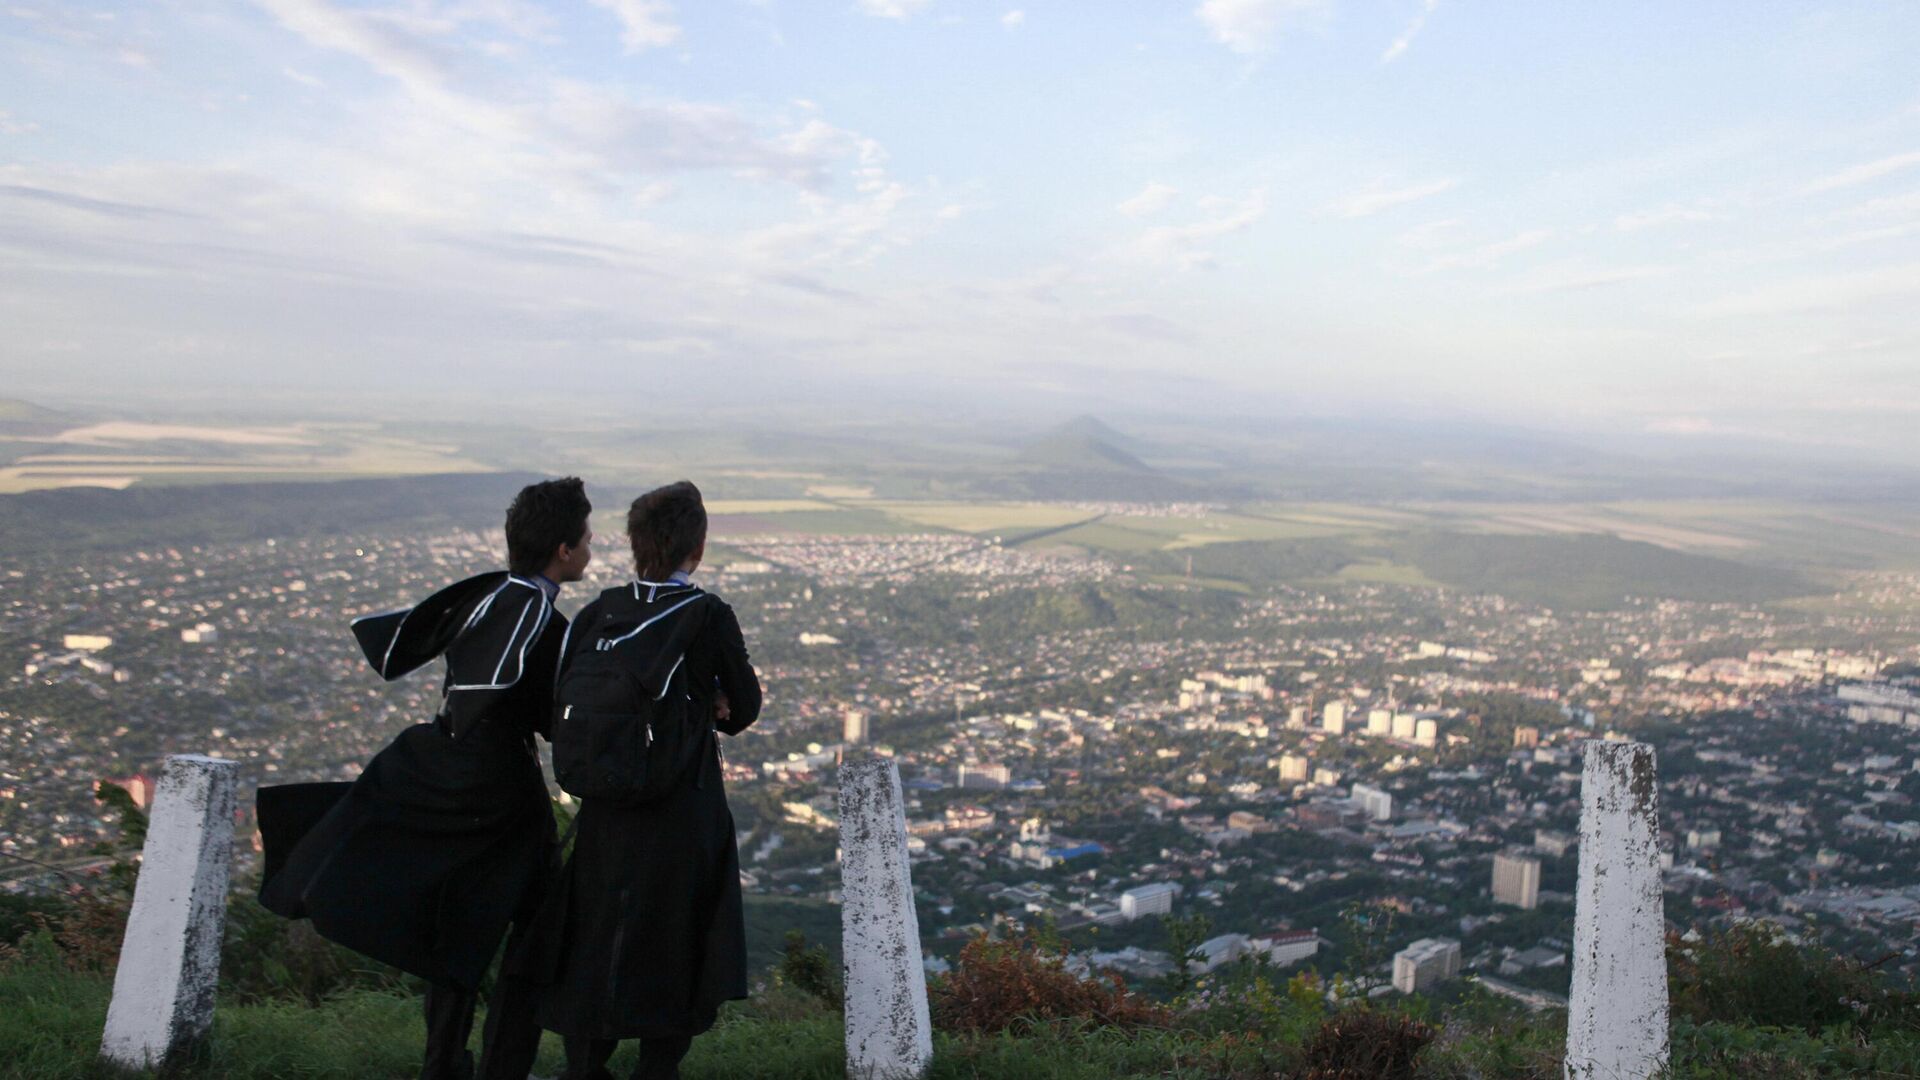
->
xmin=0 ymin=963 xmax=1235 ymax=1080
xmin=5 ymin=960 xmax=1917 ymax=1080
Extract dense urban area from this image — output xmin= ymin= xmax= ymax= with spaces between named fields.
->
xmin=5 ymin=511 xmax=1920 ymax=1006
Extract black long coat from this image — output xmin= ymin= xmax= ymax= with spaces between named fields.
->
xmin=516 ymin=580 xmax=761 ymax=1040
xmin=257 ymin=572 xmax=566 ymax=992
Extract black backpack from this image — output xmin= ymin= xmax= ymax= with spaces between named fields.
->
xmin=551 ymin=585 xmax=713 ymax=805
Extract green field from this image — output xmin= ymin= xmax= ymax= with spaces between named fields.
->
xmin=3 ymin=417 xmax=1911 ymax=611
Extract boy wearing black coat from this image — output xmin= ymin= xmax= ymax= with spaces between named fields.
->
xmin=257 ymin=477 xmax=594 ymax=1080
xmin=518 ymin=480 xmax=761 ymax=1080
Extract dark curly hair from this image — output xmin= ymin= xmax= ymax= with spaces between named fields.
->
xmin=504 ymin=477 xmax=591 ymax=576
xmin=627 ymin=480 xmax=707 ymax=581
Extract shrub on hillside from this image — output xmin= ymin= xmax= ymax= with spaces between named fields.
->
xmin=930 ymin=930 xmax=1170 ymax=1035
xmin=1288 ymin=1008 xmax=1434 ymax=1080
xmin=1668 ymin=924 xmax=1920 ymax=1037
xmin=777 ymin=929 xmax=843 ymax=1010
xmin=0 ymin=782 xmax=143 ymax=975
xmin=220 ymin=894 xmax=403 ymax=1004
xmin=0 ymin=892 xmax=70 ymax=949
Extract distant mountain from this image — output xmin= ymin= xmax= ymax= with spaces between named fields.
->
xmin=1018 ymin=418 xmax=1152 ymax=473
xmin=0 ymin=397 xmax=69 ymax=437
xmin=0 ymin=398 xmax=63 ymax=423
xmin=1053 ymin=414 xmax=1144 ymax=452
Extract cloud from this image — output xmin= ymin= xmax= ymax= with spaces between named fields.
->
xmin=255 ymin=0 xmax=849 ymax=194
xmin=1614 ymin=204 xmax=1716 ymax=231
xmin=1326 ymin=177 xmax=1457 ymax=218
xmin=0 ymin=183 xmax=203 ymax=221
xmin=1117 ymin=181 xmax=1179 ymax=218
xmin=587 ymin=0 xmax=680 ymax=52
xmin=1423 ymin=228 xmax=1550 ymax=271
xmin=857 ymin=0 xmax=931 ymax=19
xmin=0 ymin=111 xmax=39 ymax=136
xmin=1645 ymin=415 xmax=1719 ymax=436
xmin=1836 ymin=189 xmax=1920 ymax=221
xmin=1120 ymin=190 xmax=1267 ymax=271
xmin=1695 ymin=263 xmax=1920 ymax=317
xmin=1001 ymin=10 xmax=1025 ymax=28
xmin=1802 ymin=150 xmax=1920 ymax=195
xmin=280 ymin=65 xmax=324 ymax=87
xmin=1195 ymin=0 xmax=1325 ymax=54
xmin=1502 ymin=263 xmax=1674 ymax=294
xmin=1393 ymin=217 xmax=1462 ymax=249
xmin=1100 ymin=312 xmax=1195 ymax=344
xmin=1380 ymin=0 xmax=1436 ymax=64
xmin=253 ymin=0 xmax=473 ymax=112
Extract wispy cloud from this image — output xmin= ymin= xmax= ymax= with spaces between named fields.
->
xmin=587 ymin=0 xmax=680 ymax=52
xmin=857 ymin=0 xmax=932 ymax=19
xmin=1802 ymin=150 xmax=1920 ymax=195
xmin=1614 ymin=204 xmax=1717 ymax=231
xmin=1695 ymin=263 xmax=1920 ymax=316
xmin=0 ymin=183 xmax=203 ymax=221
xmin=1503 ymin=263 xmax=1674 ymax=294
xmin=1380 ymin=0 xmax=1436 ymax=64
xmin=1001 ymin=10 xmax=1026 ymax=29
xmin=1117 ymin=181 xmax=1179 ymax=218
xmin=1423 ymin=228 xmax=1551 ymax=272
xmin=1195 ymin=0 xmax=1326 ymax=55
xmin=0 ymin=110 xmax=39 ymax=136
xmin=1327 ymin=177 xmax=1457 ymax=218
xmin=1119 ymin=190 xmax=1267 ymax=271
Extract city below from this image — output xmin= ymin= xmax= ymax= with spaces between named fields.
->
xmin=6 ymin=491 xmax=1919 ymax=1003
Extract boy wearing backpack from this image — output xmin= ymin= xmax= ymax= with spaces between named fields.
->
xmin=520 ymin=480 xmax=761 ymax=1080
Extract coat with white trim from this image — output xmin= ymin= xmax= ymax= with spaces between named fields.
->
xmin=515 ymin=580 xmax=761 ymax=1040
xmin=257 ymin=571 xmax=568 ymax=991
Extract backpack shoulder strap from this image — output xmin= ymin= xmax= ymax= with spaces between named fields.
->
xmin=594 ymin=585 xmax=707 ymax=652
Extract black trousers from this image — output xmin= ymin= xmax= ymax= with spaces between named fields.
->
xmin=560 ymin=1034 xmax=694 ymax=1080
xmin=420 ymin=936 xmax=545 ymax=1080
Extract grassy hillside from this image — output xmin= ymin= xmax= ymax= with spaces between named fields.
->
xmin=1139 ymin=538 xmax=1359 ymax=585
xmin=1386 ymin=531 xmax=1820 ymax=610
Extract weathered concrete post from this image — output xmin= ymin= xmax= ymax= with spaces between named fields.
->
xmin=1565 ymin=740 xmax=1669 ymax=1080
xmin=100 ymin=754 xmax=239 ymax=1070
xmin=839 ymin=756 xmax=933 ymax=1080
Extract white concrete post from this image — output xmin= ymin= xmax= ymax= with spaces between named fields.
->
xmin=839 ymin=756 xmax=933 ymax=1080
xmin=1566 ymin=741 xmax=1669 ymax=1080
xmin=101 ymin=754 xmax=239 ymax=1070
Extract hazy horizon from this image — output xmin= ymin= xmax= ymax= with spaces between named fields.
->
xmin=4 ymin=2 xmax=1920 ymax=463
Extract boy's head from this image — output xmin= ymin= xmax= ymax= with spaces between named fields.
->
xmin=505 ymin=477 xmax=593 ymax=581
xmin=627 ymin=480 xmax=707 ymax=581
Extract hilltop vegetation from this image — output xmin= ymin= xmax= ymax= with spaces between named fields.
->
xmin=1386 ymin=531 xmax=1820 ymax=610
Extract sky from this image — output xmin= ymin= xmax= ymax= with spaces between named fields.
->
xmin=2 ymin=2 xmax=1919 ymax=457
